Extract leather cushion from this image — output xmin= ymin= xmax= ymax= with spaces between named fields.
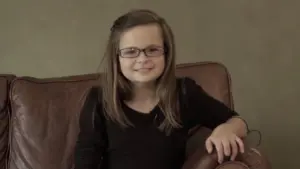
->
xmin=0 ymin=75 xmax=15 ymax=169
xmin=216 ymin=162 xmax=250 ymax=169
xmin=8 ymin=74 xmax=99 ymax=169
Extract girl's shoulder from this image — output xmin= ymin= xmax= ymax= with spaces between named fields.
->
xmin=176 ymin=76 xmax=205 ymax=96
xmin=85 ymin=86 xmax=102 ymax=100
xmin=82 ymin=86 xmax=103 ymax=116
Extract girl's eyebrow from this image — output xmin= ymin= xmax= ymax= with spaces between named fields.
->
xmin=120 ymin=44 xmax=163 ymax=49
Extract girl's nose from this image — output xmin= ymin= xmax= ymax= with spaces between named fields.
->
xmin=136 ymin=51 xmax=148 ymax=62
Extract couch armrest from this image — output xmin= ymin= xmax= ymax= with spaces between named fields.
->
xmin=182 ymin=149 xmax=218 ymax=169
xmin=235 ymin=147 xmax=272 ymax=169
xmin=182 ymin=145 xmax=271 ymax=169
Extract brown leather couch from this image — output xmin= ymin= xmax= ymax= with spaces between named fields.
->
xmin=0 ymin=62 xmax=271 ymax=169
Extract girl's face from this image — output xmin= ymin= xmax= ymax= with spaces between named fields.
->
xmin=118 ymin=24 xmax=165 ymax=86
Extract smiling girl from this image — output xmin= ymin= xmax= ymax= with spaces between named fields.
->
xmin=74 ymin=9 xmax=248 ymax=169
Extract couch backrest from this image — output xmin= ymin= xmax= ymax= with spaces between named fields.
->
xmin=0 ymin=75 xmax=15 ymax=169
xmin=7 ymin=62 xmax=233 ymax=169
xmin=8 ymin=74 xmax=99 ymax=169
xmin=176 ymin=62 xmax=233 ymax=109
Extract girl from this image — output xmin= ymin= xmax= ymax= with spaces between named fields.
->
xmin=74 ymin=9 xmax=248 ymax=169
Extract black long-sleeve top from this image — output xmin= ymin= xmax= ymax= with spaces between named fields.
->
xmin=74 ymin=77 xmax=238 ymax=169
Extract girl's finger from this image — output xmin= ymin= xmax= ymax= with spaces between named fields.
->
xmin=205 ymin=138 xmax=214 ymax=154
xmin=230 ymin=139 xmax=238 ymax=161
xmin=235 ymin=137 xmax=245 ymax=153
xmin=213 ymin=140 xmax=224 ymax=164
xmin=222 ymin=139 xmax=231 ymax=157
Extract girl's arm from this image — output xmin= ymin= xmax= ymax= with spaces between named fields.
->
xmin=183 ymin=78 xmax=248 ymax=163
xmin=183 ymin=77 xmax=248 ymax=135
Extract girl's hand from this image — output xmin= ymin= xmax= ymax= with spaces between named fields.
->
xmin=205 ymin=123 xmax=245 ymax=164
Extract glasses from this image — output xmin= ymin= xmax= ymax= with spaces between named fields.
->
xmin=118 ymin=46 xmax=165 ymax=58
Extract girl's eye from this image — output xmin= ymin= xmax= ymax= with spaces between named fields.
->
xmin=124 ymin=50 xmax=137 ymax=54
xmin=120 ymin=48 xmax=139 ymax=57
xmin=148 ymin=47 xmax=159 ymax=52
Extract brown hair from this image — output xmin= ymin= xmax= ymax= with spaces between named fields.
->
xmin=100 ymin=9 xmax=181 ymax=133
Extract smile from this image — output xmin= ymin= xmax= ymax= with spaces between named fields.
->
xmin=135 ymin=68 xmax=153 ymax=71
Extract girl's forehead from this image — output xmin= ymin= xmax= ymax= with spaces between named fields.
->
xmin=119 ymin=24 xmax=163 ymax=49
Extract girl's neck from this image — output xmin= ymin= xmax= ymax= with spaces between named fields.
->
xmin=130 ymin=82 xmax=157 ymax=102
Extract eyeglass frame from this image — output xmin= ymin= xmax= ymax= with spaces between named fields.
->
xmin=117 ymin=46 xmax=166 ymax=58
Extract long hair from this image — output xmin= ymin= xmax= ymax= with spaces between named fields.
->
xmin=100 ymin=9 xmax=181 ymax=133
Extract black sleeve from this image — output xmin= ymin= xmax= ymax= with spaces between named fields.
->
xmin=183 ymin=77 xmax=239 ymax=130
xmin=74 ymin=87 xmax=106 ymax=169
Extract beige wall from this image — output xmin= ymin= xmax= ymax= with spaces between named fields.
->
xmin=1 ymin=0 xmax=299 ymax=168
